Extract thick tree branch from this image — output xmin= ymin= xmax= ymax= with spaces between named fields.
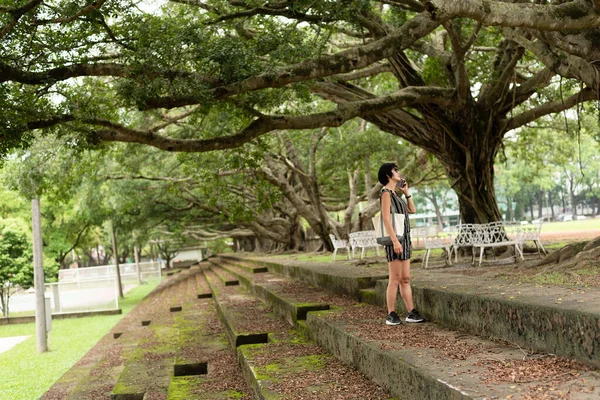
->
xmin=0 ymin=62 xmax=215 ymax=85
xmin=379 ymin=0 xmax=425 ymax=12
xmin=504 ymin=28 xmax=599 ymax=89
xmin=428 ymin=0 xmax=600 ymax=31
xmin=443 ymin=20 xmax=471 ymax=100
xmin=204 ymin=12 xmax=444 ymax=101
xmin=84 ymin=86 xmax=454 ymax=152
xmin=0 ymin=0 xmax=43 ymax=39
xmin=483 ymin=45 xmax=525 ymax=108
xmin=106 ymin=175 xmax=193 ymax=182
xmin=207 ymin=6 xmax=331 ymax=25
xmin=504 ymin=88 xmax=597 ymax=131
xmin=329 ymin=63 xmax=392 ymax=82
xmin=499 ymin=67 xmax=555 ymax=115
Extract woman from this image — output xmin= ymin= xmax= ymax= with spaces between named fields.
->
xmin=378 ymin=163 xmax=424 ymax=326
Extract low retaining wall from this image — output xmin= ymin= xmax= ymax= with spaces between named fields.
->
xmin=220 ymin=255 xmax=385 ymax=299
xmin=0 ymin=309 xmax=122 ymax=325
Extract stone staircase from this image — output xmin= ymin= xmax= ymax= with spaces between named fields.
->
xmin=43 ymin=256 xmax=600 ymax=400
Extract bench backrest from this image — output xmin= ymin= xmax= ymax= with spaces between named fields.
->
xmin=454 ymin=223 xmax=477 ymax=246
xmin=518 ymin=222 xmax=543 ymax=240
xmin=349 ymin=231 xmax=378 ymax=248
xmin=328 ymin=234 xmax=349 ymax=249
xmin=455 ymin=221 xmax=543 ymax=246
xmin=473 ymin=221 xmax=508 ymax=244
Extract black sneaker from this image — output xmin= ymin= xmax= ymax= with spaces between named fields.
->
xmin=386 ymin=311 xmax=402 ymax=326
xmin=406 ymin=309 xmax=425 ymax=323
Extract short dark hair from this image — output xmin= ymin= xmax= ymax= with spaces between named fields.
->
xmin=378 ymin=163 xmax=397 ymax=186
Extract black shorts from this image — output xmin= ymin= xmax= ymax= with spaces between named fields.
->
xmin=384 ymin=234 xmax=412 ymax=262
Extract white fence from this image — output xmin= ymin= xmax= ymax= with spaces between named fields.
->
xmin=5 ymin=262 xmax=163 ymax=317
xmin=58 ymin=261 xmax=163 ymax=284
xmin=8 ymin=278 xmax=120 ymax=316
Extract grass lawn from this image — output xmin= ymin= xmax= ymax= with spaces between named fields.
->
xmin=541 ymin=219 xmax=600 ymax=232
xmin=0 ymin=279 xmax=160 ymax=400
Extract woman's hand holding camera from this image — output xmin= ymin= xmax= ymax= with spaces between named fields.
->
xmin=393 ymin=239 xmax=403 ymax=254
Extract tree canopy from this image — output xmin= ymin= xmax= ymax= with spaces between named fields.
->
xmin=2 ymin=0 xmax=600 ymax=227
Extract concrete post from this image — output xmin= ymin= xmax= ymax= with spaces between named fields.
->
xmin=133 ymin=232 xmax=142 ymax=284
xmin=110 ymin=219 xmax=124 ymax=299
xmin=32 ymin=197 xmax=48 ymax=353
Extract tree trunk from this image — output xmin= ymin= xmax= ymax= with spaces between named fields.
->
xmin=110 ymin=220 xmax=124 ymax=299
xmin=433 ymin=127 xmax=504 ymax=224
xmin=548 ymin=191 xmax=555 ymax=221
xmin=0 ymin=289 xmax=7 ymax=317
xmin=537 ymin=190 xmax=543 ymax=218
xmin=570 ymin=179 xmax=577 ymax=218
xmin=364 ymin=155 xmax=372 ymax=194
xmin=506 ymin=195 xmax=513 ymax=222
xmin=447 ymin=162 xmax=503 ymax=224
xmin=288 ymin=218 xmax=304 ymax=251
xmin=529 ymin=197 xmax=535 ymax=221
xmin=430 ymin=191 xmax=444 ymax=231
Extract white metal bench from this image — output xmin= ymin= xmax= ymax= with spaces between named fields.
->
xmin=451 ymin=223 xmax=476 ymax=263
xmin=471 ymin=222 xmax=524 ymax=266
xmin=518 ymin=222 xmax=547 ymax=257
xmin=329 ymin=234 xmax=350 ymax=261
xmin=411 ymin=226 xmax=438 ymax=248
xmin=459 ymin=221 xmax=546 ymax=266
xmin=422 ymin=231 xmax=454 ymax=268
xmin=349 ymin=231 xmax=381 ymax=259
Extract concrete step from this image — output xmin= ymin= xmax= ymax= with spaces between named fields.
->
xmin=207 ymin=261 xmax=239 ymax=286
xmin=211 ymin=258 xmax=600 ymax=400
xmin=45 ymin=274 xmax=176 ymax=400
xmin=213 ymin=261 xmax=332 ymax=326
xmin=110 ymin=278 xmax=190 ymax=399
xmin=224 ymin=255 xmax=600 ymax=369
xmin=204 ymin=264 xmax=395 ymax=399
xmin=193 ymin=269 xmax=213 ymax=299
xmin=362 ymin=275 xmax=600 ymax=369
xmin=214 ymin=258 xmax=268 ymax=274
xmin=166 ymin=276 xmax=253 ymax=399
xmin=220 ymin=255 xmax=386 ymax=298
xmin=203 ymin=266 xmax=277 ymax=348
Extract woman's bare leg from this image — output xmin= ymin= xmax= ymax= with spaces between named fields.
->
xmin=386 ymin=260 xmax=402 ymax=313
xmin=398 ymin=259 xmax=414 ymax=312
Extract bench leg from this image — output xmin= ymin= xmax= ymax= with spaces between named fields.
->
xmin=346 ymin=247 xmax=351 ymax=260
xmin=375 ymin=246 xmax=380 ymax=256
xmin=332 ymin=249 xmax=337 ymax=261
xmin=445 ymin=246 xmax=452 ymax=265
xmin=515 ymin=244 xmax=523 ymax=261
xmin=478 ymin=247 xmax=484 ymax=266
xmin=424 ymin=249 xmax=431 ymax=269
xmin=534 ymin=240 xmax=547 ymax=257
xmin=361 ymin=247 xmax=365 ymax=259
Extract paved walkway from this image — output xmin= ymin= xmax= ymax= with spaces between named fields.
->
xmin=0 ymin=335 xmax=30 ymax=354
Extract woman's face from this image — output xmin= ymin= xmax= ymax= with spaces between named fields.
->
xmin=390 ymin=166 xmax=401 ymax=182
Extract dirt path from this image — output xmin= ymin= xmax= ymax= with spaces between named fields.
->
xmin=540 ymin=229 xmax=599 ymax=241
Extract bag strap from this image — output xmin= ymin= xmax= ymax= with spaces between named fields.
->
xmin=379 ymin=189 xmax=396 ymax=238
